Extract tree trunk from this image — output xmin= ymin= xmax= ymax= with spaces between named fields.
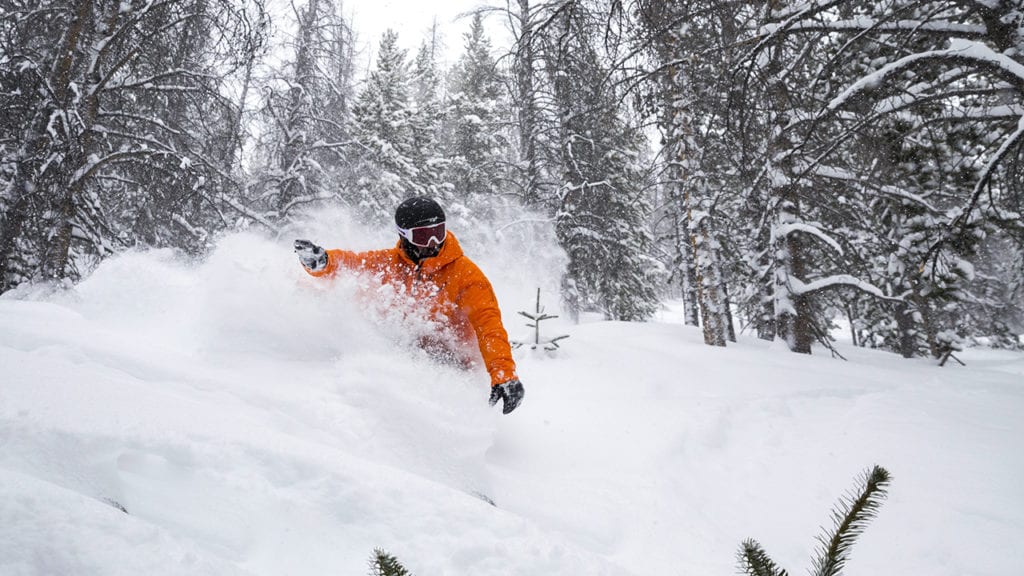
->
xmin=774 ymin=189 xmax=813 ymax=354
xmin=516 ymin=0 xmax=541 ymax=208
xmin=277 ymin=0 xmax=321 ymax=216
xmin=688 ymin=200 xmax=726 ymax=347
xmin=677 ymin=202 xmax=700 ymax=326
xmin=682 ymin=243 xmax=700 ymax=327
xmin=757 ymin=281 xmax=777 ymax=341
xmin=845 ymin=301 xmax=860 ymax=347
xmin=911 ymin=291 xmax=941 ymax=358
xmin=0 ymin=193 xmax=30 ymax=291
xmin=721 ymin=279 xmax=737 ymax=343
xmin=894 ymin=300 xmax=917 ymax=358
xmin=39 ymin=0 xmax=99 ymax=280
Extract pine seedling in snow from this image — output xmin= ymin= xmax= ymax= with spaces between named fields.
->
xmin=512 ymin=288 xmax=569 ymax=351
xmin=738 ymin=539 xmax=787 ymax=576
xmin=812 ymin=466 xmax=891 ymax=576
xmin=739 ymin=466 xmax=891 ymax=576
xmin=369 ymin=548 xmax=413 ymax=576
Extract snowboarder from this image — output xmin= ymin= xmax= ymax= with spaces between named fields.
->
xmin=294 ymin=197 xmax=525 ymax=414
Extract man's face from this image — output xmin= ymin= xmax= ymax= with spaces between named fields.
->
xmin=402 ymin=238 xmax=443 ymax=262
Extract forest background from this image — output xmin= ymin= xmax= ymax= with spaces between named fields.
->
xmin=2 ymin=0 xmax=1022 ymax=358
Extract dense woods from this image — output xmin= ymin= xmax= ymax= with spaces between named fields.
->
xmin=2 ymin=0 xmax=1022 ymax=357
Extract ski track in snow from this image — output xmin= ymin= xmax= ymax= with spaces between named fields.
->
xmin=1 ymin=228 xmax=1022 ymax=576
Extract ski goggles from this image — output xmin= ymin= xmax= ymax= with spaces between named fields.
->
xmin=397 ymin=221 xmax=446 ymax=247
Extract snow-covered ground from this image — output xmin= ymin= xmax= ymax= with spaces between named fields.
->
xmin=2 ymin=218 xmax=1022 ymax=576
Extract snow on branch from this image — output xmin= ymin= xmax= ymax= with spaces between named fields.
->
xmin=280 ymin=191 xmax=341 ymax=216
xmin=762 ymin=19 xmax=986 ymax=38
xmin=98 ymin=111 xmax=182 ymax=136
xmin=943 ymin=104 xmax=1024 ymax=121
xmin=172 ymin=214 xmax=208 ymax=242
xmin=960 ymin=114 xmax=1024 ymax=226
xmin=70 ymin=150 xmax=156 ymax=186
xmin=767 ymin=0 xmax=845 ymax=23
xmin=217 ymin=192 xmax=279 ymax=232
xmin=804 ymin=165 xmax=940 ymax=212
xmin=789 ymin=274 xmax=899 ymax=301
xmin=776 ymin=222 xmax=844 ymax=256
xmin=827 ymin=40 xmax=1024 ymax=114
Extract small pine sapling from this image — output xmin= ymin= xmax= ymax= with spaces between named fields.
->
xmin=369 ymin=548 xmax=413 ymax=576
xmin=738 ymin=465 xmax=891 ymax=576
xmin=512 ymin=288 xmax=569 ymax=351
xmin=738 ymin=539 xmax=788 ymax=576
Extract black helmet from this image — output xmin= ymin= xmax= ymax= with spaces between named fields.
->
xmin=395 ymin=197 xmax=445 ymax=229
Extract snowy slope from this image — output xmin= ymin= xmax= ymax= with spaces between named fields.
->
xmin=1 ymin=225 xmax=1022 ymax=576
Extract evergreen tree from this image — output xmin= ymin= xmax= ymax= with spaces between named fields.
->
xmin=729 ymin=1 xmax=910 ymax=354
xmin=545 ymin=5 xmax=660 ymax=321
xmin=369 ymin=548 xmax=413 ymax=576
xmin=446 ymin=13 xmax=509 ymax=216
xmin=740 ymin=466 xmax=892 ymax=576
xmin=409 ymin=37 xmax=450 ymax=204
xmin=745 ymin=0 xmax=1024 ymax=356
xmin=352 ymin=30 xmax=418 ymax=223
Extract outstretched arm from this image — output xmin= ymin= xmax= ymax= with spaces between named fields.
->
xmin=294 ymin=239 xmax=389 ymax=278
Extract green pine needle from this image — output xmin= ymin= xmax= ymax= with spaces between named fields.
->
xmin=369 ymin=548 xmax=413 ymax=576
xmin=738 ymin=539 xmax=788 ymax=576
xmin=812 ymin=465 xmax=892 ymax=576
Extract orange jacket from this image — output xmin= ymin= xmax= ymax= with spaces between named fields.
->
xmin=306 ymin=232 xmax=517 ymax=386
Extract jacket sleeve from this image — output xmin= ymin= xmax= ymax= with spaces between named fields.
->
xmin=303 ymin=249 xmax=391 ymax=278
xmin=456 ymin=266 xmax=518 ymax=386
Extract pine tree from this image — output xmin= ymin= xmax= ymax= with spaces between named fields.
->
xmin=731 ymin=1 xmax=903 ymax=354
xmin=409 ymin=37 xmax=450 ymax=204
xmin=545 ymin=4 xmax=660 ymax=322
xmin=739 ymin=466 xmax=891 ymax=576
xmin=352 ymin=30 xmax=419 ymax=223
xmin=748 ymin=0 xmax=1024 ymax=357
xmin=368 ymin=548 xmax=413 ymax=576
xmin=446 ymin=13 xmax=509 ymax=216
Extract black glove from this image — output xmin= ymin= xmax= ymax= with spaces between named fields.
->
xmin=489 ymin=379 xmax=525 ymax=414
xmin=294 ymin=239 xmax=327 ymax=271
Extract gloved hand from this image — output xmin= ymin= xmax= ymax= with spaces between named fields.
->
xmin=489 ymin=379 xmax=525 ymax=414
xmin=294 ymin=239 xmax=327 ymax=271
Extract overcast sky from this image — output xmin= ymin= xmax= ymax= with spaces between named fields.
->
xmin=344 ymin=0 xmax=512 ymax=70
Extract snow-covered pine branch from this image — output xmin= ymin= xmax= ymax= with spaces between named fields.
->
xmin=789 ymin=274 xmax=900 ymax=302
xmin=761 ymin=19 xmax=986 ymax=39
xmin=802 ymin=164 xmax=940 ymax=212
xmin=775 ymin=222 xmax=844 ymax=257
xmin=69 ymin=150 xmax=162 ymax=187
xmin=96 ymin=112 xmax=183 ymax=136
xmin=827 ymin=40 xmax=1024 ymax=114
xmin=959 ymin=113 xmax=1024 ymax=226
